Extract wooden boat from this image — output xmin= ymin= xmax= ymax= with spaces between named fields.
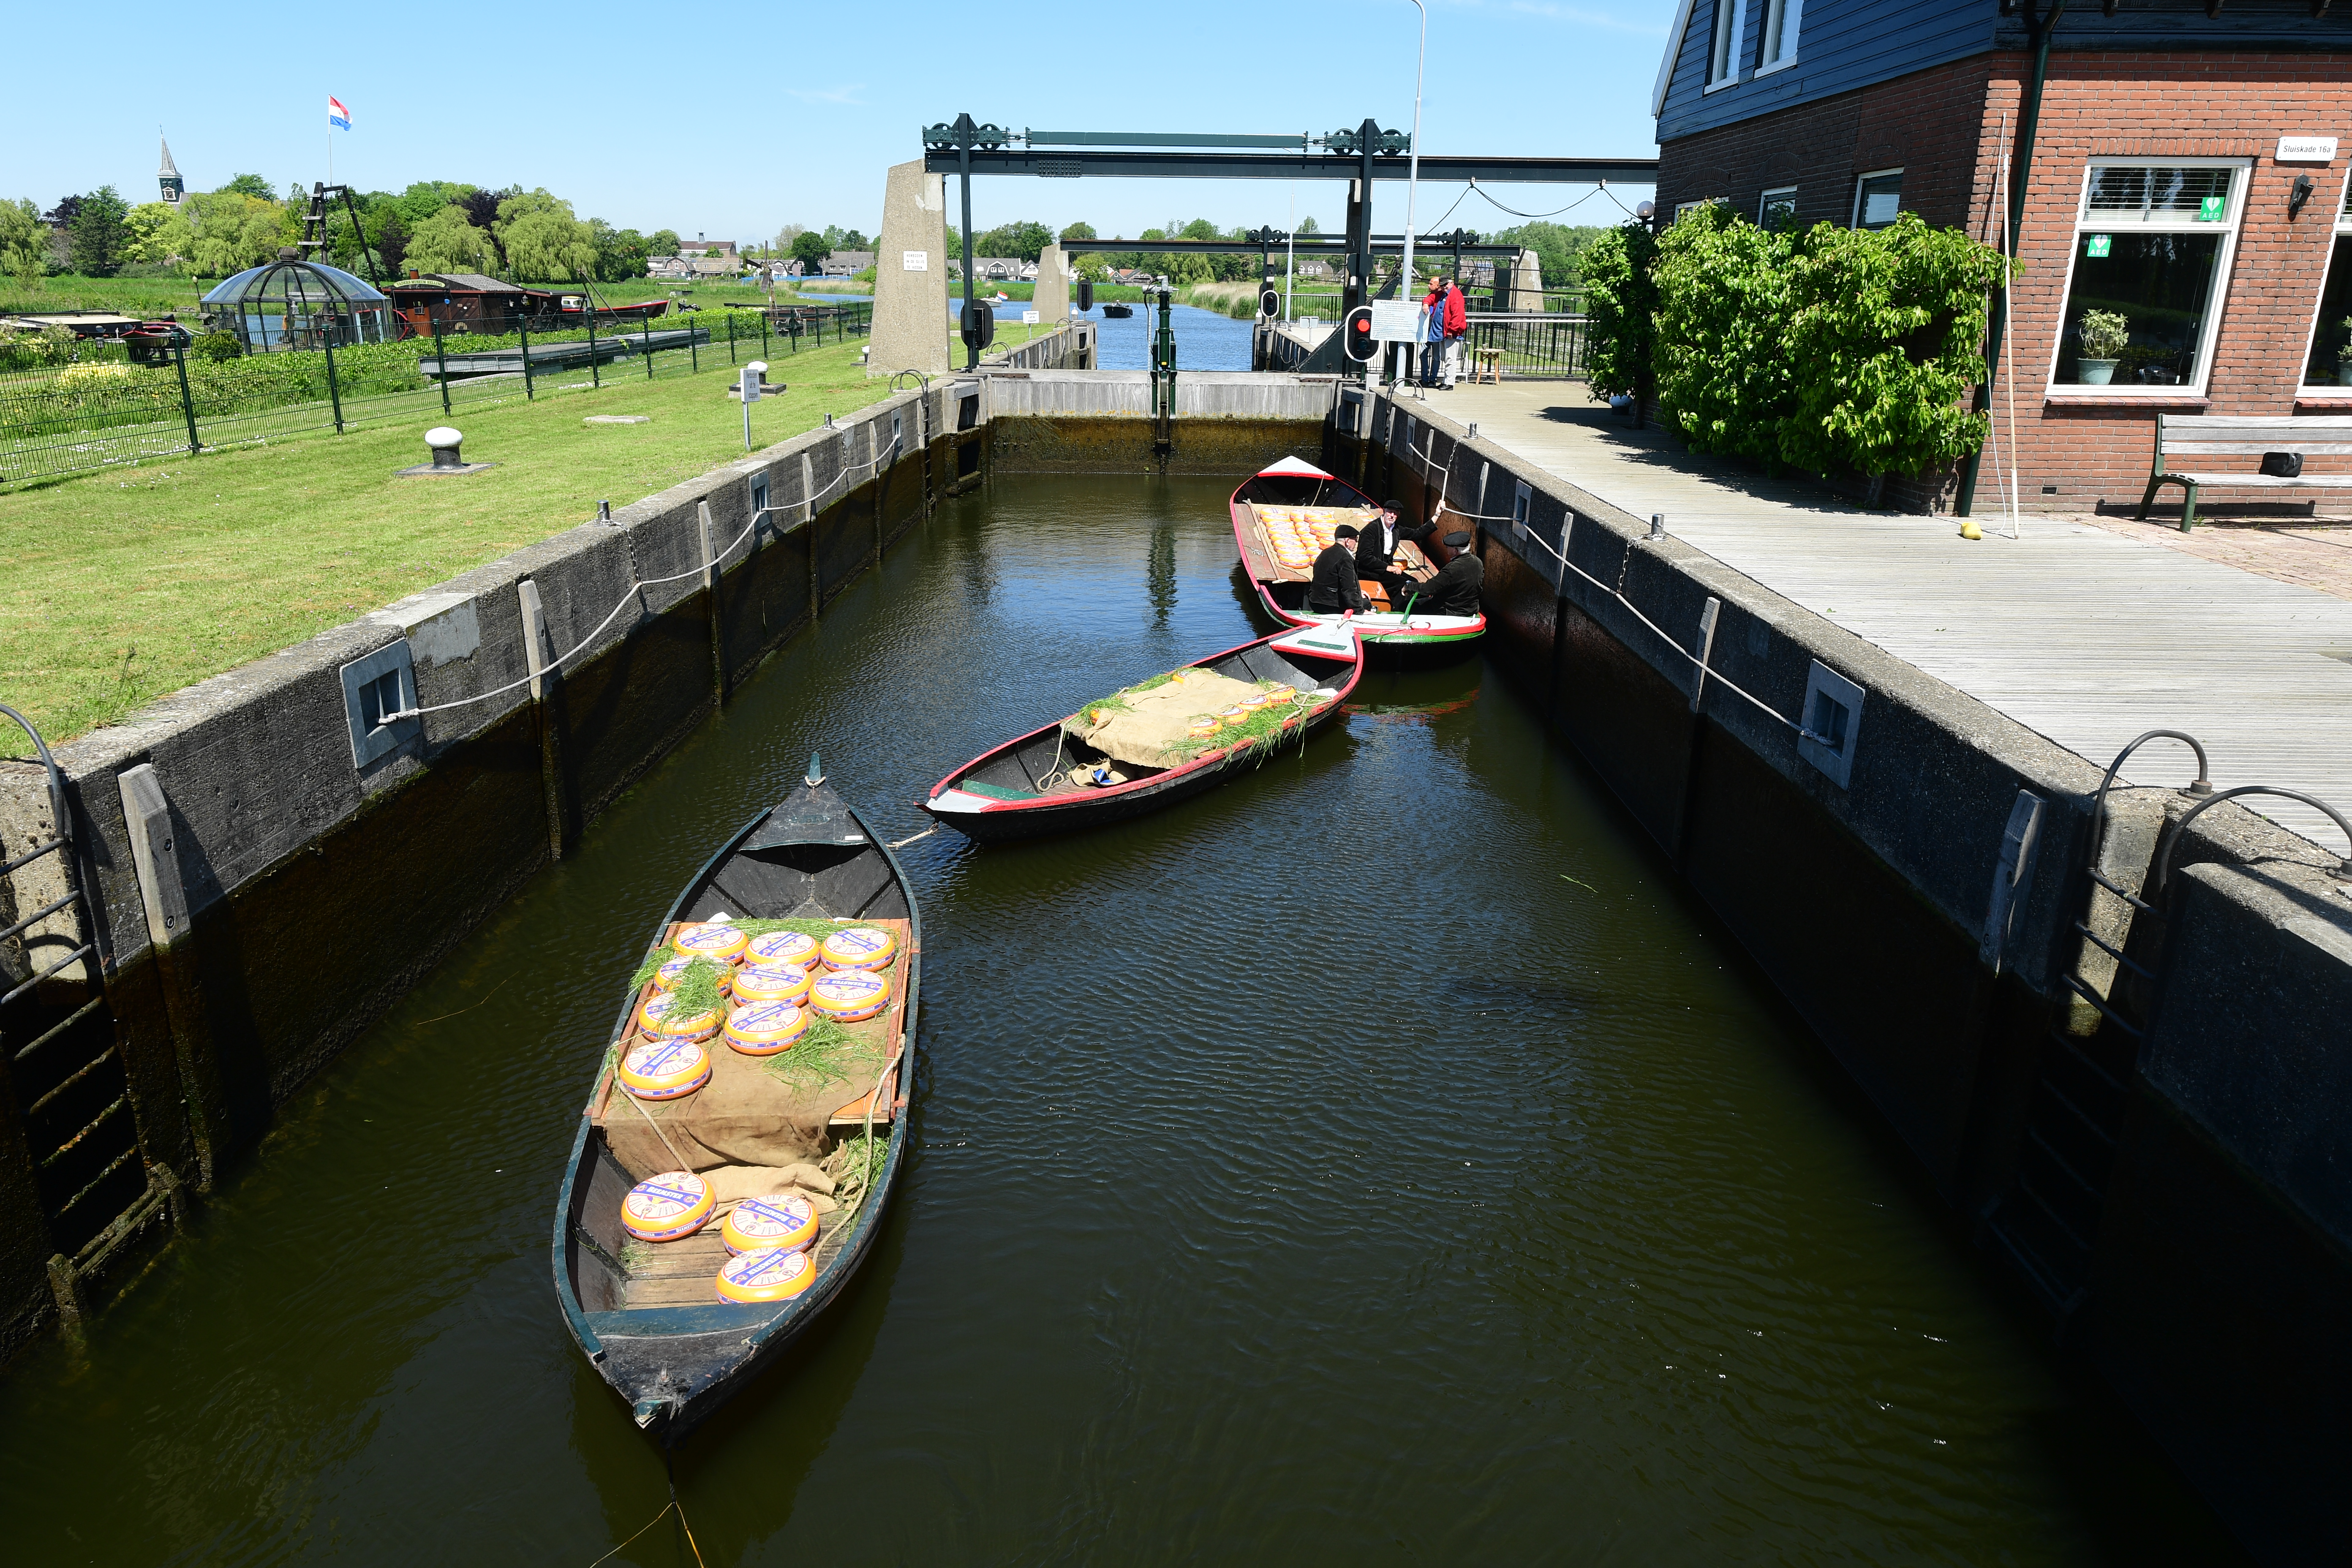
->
xmin=1100 ymin=302 xmax=1134 ymax=318
xmin=553 ymin=758 xmax=918 ymax=1442
xmin=922 ymin=622 xmax=1362 ymax=843
xmin=1230 ymin=455 xmax=1485 ymax=656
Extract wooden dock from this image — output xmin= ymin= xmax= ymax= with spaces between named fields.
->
xmin=1439 ymin=383 xmax=2352 ymax=851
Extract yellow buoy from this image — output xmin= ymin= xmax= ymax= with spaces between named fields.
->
xmin=621 ymin=1170 xmax=713 ymax=1241
xmin=819 ymin=926 xmax=897 ymax=972
xmin=724 ymin=1001 xmax=811 ymax=1056
xmin=808 ymin=968 xmax=893 ymax=1023
xmin=638 ymin=991 xmax=723 ymax=1042
xmin=654 ymin=955 xmax=732 ymax=998
xmin=672 ymin=922 xmax=750 ymax=966
xmin=721 ymin=1192 xmax=820 ymax=1255
xmin=619 ymin=1038 xmax=710 ymax=1100
xmin=746 ymin=930 xmax=820 ymax=970
xmin=732 ymin=964 xmax=812 ymax=1007
xmin=716 ymin=1245 xmax=817 ymax=1303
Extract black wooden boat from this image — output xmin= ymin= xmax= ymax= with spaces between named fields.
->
xmin=921 ymin=622 xmax=1362 ymax=843
xmin=1100 ymin=301 xmax=1134 ymax=318
xmin=553 ymin=758 xmax=918 ymax=1442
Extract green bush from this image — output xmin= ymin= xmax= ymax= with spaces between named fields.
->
xmin=194 ymin=330 xmax=242 ymax=362
xmin=1580 ymin=219 xmax=1659 ymax=407
xmin=1779 ymin=214 xmax=2006 ymax=484
xmin=1652 ymin=202 xmax=1796 ymax=465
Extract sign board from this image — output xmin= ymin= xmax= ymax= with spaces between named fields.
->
xmin=1368 ymin=299 xmax=1421 ymax=343
xmin=2085 ymin=234 xmax=2112 ymax=258
xmin=2278 ymin=136 xmax=2339 ymax=163
xmin=902 ymin=250 xmax=928 ymax=272
xmin=1021 ymin=310 xmax=1040 ymax=325
xmin=2198 ymin=194 xmax=2227 ymax=222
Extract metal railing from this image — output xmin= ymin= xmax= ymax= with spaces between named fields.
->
xmin=1462 ymin=312 xmax=1589 ymax=379
xmin=0 ymin=299 xmax=874 ymax=488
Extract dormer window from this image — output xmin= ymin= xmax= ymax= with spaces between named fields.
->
xmin=1708 ymin=0 xmax=1748 ymax=88
xmin=1760 ymin=0 xmax=1801 ymax=70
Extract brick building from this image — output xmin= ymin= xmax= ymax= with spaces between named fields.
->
xmin=1652 ymin=0 xmax=2352 ymax=514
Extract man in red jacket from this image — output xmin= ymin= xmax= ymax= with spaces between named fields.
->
xmin=1438 ymin=276 xmax=1469 ymax=389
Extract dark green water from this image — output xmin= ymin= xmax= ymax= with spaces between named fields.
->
xmin=0 ymin=475 xmax=2239 ymax=1564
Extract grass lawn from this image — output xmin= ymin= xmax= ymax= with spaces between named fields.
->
xmin=0 ymin=338 xmax=902 ymax=742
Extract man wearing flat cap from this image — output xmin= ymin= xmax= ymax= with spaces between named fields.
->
xmin=1412 ymin=530 xmax=1484 ymax=618
xmin=1305 ymin=523 xmax=1373 ymax=617
xmin=1354 ymin=498 xmax=1435 ymax=606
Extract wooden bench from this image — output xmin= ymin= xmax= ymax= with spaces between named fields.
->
xmin=2139 ymin=413 xmax=2352 ymax=532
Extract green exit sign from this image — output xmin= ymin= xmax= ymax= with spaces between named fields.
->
xmin=2199 ymin=194 xmax=2227 ymax=222
xmin=2086 ymin=234 xmax=2112 ymax=258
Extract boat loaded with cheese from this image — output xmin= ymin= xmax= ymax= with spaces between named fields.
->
xmin=553 ymin=757 xmax=920 ymax=1443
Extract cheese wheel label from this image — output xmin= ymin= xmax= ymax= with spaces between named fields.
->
xmin=726 ymin=1194 xmax=818 ymax=1252
xmin=624 ymin=1172 xmax=709 ymax=1225
xmin=717 ymin=1245 xmax=816 ymax=1301
xmin=625 ymin=1039 xmax=703 ymax=1081
xmin=732 ymin=964 xmax=811 ymax=1004
xmin=675 ymin=923 xmax=750 ymax=962
xmin=747 ymin=931 xmax=820 ymax=967
xmin=819 ymin=926 xmax=896 ymax=970
xmin=809 ymin=970 xmax=890 ymax=1020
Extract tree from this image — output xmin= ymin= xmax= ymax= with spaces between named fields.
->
xmin=373 ymin=211 xmax=409 ymax=276
xmin=69 ymin=186 xmax=130 ymax=275
xmin=185 ymin=192 xmax=286 ymax=277
xmin=1651 ymin=202 xmax=1796 ymax=464
xmin=838 ymin=229 xmax=868 ymax=251
xmin=791 ymin=230 xmax=831 ymax=273
xmin=977 ymin=220 xmax=1054 ymax=262
xmin=124 ymin=201 xmax=192 ymax=269
xmin=0 ymin=198 xmax=45 ymax=289
xmin=590 ymin=220 xmax=652 ymax=281
xmin=1487 ymin=221 xmax=1609 ymax=294
xmin=218 ymin=174 xmax=274 ymax=200
xmin=404 ymin=205 xmax=496 ymax=273
xmin=494 ymin=189 xmax=596 ymax=280
xmin=1059 ymin=220 xmax=1097 ymax=242
xmin=1297 ymin=215 xmax=1321 ymax=235
xmin=773 ymin=223 xmax=806 ymax=255
xmin=1580 ymin=218 xmax=1660 ymax=416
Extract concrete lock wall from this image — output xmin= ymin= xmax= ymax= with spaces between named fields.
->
xmin=0 ymin=327 xmax=1090 ymax=1357
xmin=986 ymin=371 xmax=1339 ymax=475
xmin=1341 ymin=389 xmax=2352 ymax=1565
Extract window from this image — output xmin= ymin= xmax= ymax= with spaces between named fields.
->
xmin=1853 ymin=169 xmax=1904 ymax=230
xmin=2050 ymin=160 xmax=2249 ymax=395
xmin=1760 ymin=0 xmax=1802 ymax=68
xmin=1759 ymin=186 xmax=1799 ymax=230
xmin=1674 ymin=197 xmax=1729 ymax=222
xmin=2301 ymin=181 xmax=2352 ymax=390
xmin=1707 ymin=0 xmax=1747 ymax=87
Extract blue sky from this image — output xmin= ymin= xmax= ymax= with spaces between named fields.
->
xmin=12 ymin=0 xmax=1671 ymax=244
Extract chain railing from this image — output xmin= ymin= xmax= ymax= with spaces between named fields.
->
xmin=0 ymin=298 xmax=875 ymax=487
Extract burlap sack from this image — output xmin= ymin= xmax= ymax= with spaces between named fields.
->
xmin=1062 ymin=669 xmax=1266 ymax=768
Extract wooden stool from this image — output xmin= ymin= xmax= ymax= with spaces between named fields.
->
xmin=1472 ymin=347 xmax=1504 ymax=385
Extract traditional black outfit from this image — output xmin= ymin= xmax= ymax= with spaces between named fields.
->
xmin=1304 ymin=538 xmax=1372 ymax=615
xmin=1413 ymin=532 xmax=1484 ymax=618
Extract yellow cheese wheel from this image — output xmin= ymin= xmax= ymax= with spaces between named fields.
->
xmin=672 ymin=921 xmax=750 ymax=966
xmin=819 ymin=926 xmax=897 ymax=972
xmin=746 ymin=930 xmax=820 ymax=969
xmin=1186 ymin=718 xmax=1221 ymax=738
xmin=1217 ymin=705 xmax=1250 ymax=723
xmin=716 ymin=1245 xmax=817 ymax=1303
xmin=655 ymin=955 xmax=733 ymax=997
xmin=732 ymin=964 xmax=812 ymax=1007
xmin=808 ymin=968 xmax=893 ymax=1023
xmin=621 ymin=1171 xmax=713 ymax=1241
xmin=724 ymin=1000 xmax=811 ymax=1056
xmin=721 ymin=1193 xmax=819 ymax=1255
xmin=638 ymin=991 xmax=722 ymax=1043
xmin=1260 ymin=686 xmax=1298 ymax=705
xmin=619 ymin=1038 xmax=710 ymax=1100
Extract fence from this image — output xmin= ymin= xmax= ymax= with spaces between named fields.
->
xmin=0 ymin=300 xmax=874 ymax=487
xmin=1462 ymin=313 xmax=1589 ymax=379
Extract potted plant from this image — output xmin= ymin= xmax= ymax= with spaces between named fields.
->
xmin=2076 ymin=309 xmax=2128 ymax=384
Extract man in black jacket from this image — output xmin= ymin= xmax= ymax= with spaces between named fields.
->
xmin=1413 ymin=531 xmax=1484 ymax=618
xmin=1304 ymin=523 xmax=1371 ymax=616
xmin=1354 ymin=499 xmax=1435 ymax=605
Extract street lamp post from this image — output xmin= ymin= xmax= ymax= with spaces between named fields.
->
xmin=1399 ymin=0 xmax=1427 ymax=390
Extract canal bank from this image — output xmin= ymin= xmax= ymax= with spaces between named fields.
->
xmin=1339 ymin=389 xmax=2352 ymax=1567
xmin=0 ymin=473 xmax=2243 ymax=1563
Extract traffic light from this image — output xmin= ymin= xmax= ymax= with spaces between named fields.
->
xmin=1259 ymin=286 xmax=1280 ymax=318
xmin=1076 ymin=278 xmax=1095 ymax=312
xmin=960 ymin=299 xmax=996 ymax=351
xmin=1342 ymin=305 xmax=1377 ymax=363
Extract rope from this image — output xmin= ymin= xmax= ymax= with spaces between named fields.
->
xmin=887 ymin=825 xmax=939 ymax=849
xmin=587 ymin=1498 xmax=706 ymax=1568
xmin=1387 ymin=410 xmax=1836 ymax=744
xmin=385 ymin=434 xmax=905 ymax=722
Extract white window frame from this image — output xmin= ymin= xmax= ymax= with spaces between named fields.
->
xmin=2296 ymin=174 xmax=2352 ymax=394
xmin=1852 ymin=167 xmax=1905 ymax=230
xmin=1759 ymin=0 xmax=1802 ymax=72
xmin=1706 ymin=0 xmax=1748 ymax=90
xmin=1759 ymin=186 xmax=1798 ymax=228
xmin=2044 ymin=157 xmax=2251 ymax=402
xmin=1674 ymin=197 xmax=1729 ymax=222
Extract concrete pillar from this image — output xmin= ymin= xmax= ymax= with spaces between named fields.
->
xmin=1505 ymin=248 xmax=1544 ymax=313
xmin=116 ymin=763 xmax=224 ymax=1187
xmin=868 ymin=158 xmax=950 ymax=379
xmin=1034 ymin=242 xmax=1070 ymax=324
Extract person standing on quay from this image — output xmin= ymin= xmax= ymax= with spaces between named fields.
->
xmin=1440 ymin=275 xmax=1468 ymax=389
xmin=1419 ymin=278 xmax=1446 ymax=388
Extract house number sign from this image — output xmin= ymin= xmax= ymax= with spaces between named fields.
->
xmin=2277 ymin=136 xmax=2339 ymax=163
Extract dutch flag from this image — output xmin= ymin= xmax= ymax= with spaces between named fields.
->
xmin=328 ymin=96 xmax=351 ymax=131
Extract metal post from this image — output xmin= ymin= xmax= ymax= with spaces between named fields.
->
xmin=1690 ymin=596 xmax=1721 ymax=713
xmin=762 ymin=309 xmax=771 ymax=359
xmin=588 ymin=300 xmax=600 ymax=389
xmin=519 ymin=313 xmax=534 ymax=399
xmin=170 ymin=338 xmax=200 ymax=456
xmin=958 ymin=113 xmax=980 ymax=371
xmin=320 ymin=310 xmax=345 ymax=433
xmin=728 ymin=311 xmax=737 ymax=364
xmin=642 ymin=317 xmax=653 ymax=380
xmin=689 ymin=317 xmax=698 ymax=373
xmin=433 ymin=319 xmax=452 ymax=416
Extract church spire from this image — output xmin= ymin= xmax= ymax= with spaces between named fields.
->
xmin=158 ymin=133 xmax=183 ymax=204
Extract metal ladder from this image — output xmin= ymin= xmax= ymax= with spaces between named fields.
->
xmin=0 ymin=703 xmax=182 ymax=1330
xmin=1981 ymin=731 xmax=2210 ymax=1326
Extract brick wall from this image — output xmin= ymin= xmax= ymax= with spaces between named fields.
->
xmin=1660 ymin=51 xmax=2352 ymax=516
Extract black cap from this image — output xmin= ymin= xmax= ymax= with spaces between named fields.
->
xmin=1382 ymin=498 xmax=1401 ymax=512
xmin=1334 ymin=524 xmax=1360 ymax=540
xmin=1444 ymin=530 xmax=1473 ymax=548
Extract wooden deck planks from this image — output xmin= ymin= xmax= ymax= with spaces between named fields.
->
xmin=1442 ymin=384 xmax=2352 ymax=849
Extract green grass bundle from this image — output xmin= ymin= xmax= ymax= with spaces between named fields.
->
xmin=757 ymin=1016 xmax=873 ymax=1092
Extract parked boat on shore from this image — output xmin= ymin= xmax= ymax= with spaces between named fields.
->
xmin=1230 ymin=455 xmax=1484 ymax=656
xmin=552 ymin=759 xmax=918 ymax=1443
xmin=921 ymin=622 xmax=1362 ymax=842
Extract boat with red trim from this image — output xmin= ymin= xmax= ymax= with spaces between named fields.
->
xmin=921 ymin=622 xmax=1363 ymax=843
xmin=1230 ymin=455 xmax=1485 ymax=654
